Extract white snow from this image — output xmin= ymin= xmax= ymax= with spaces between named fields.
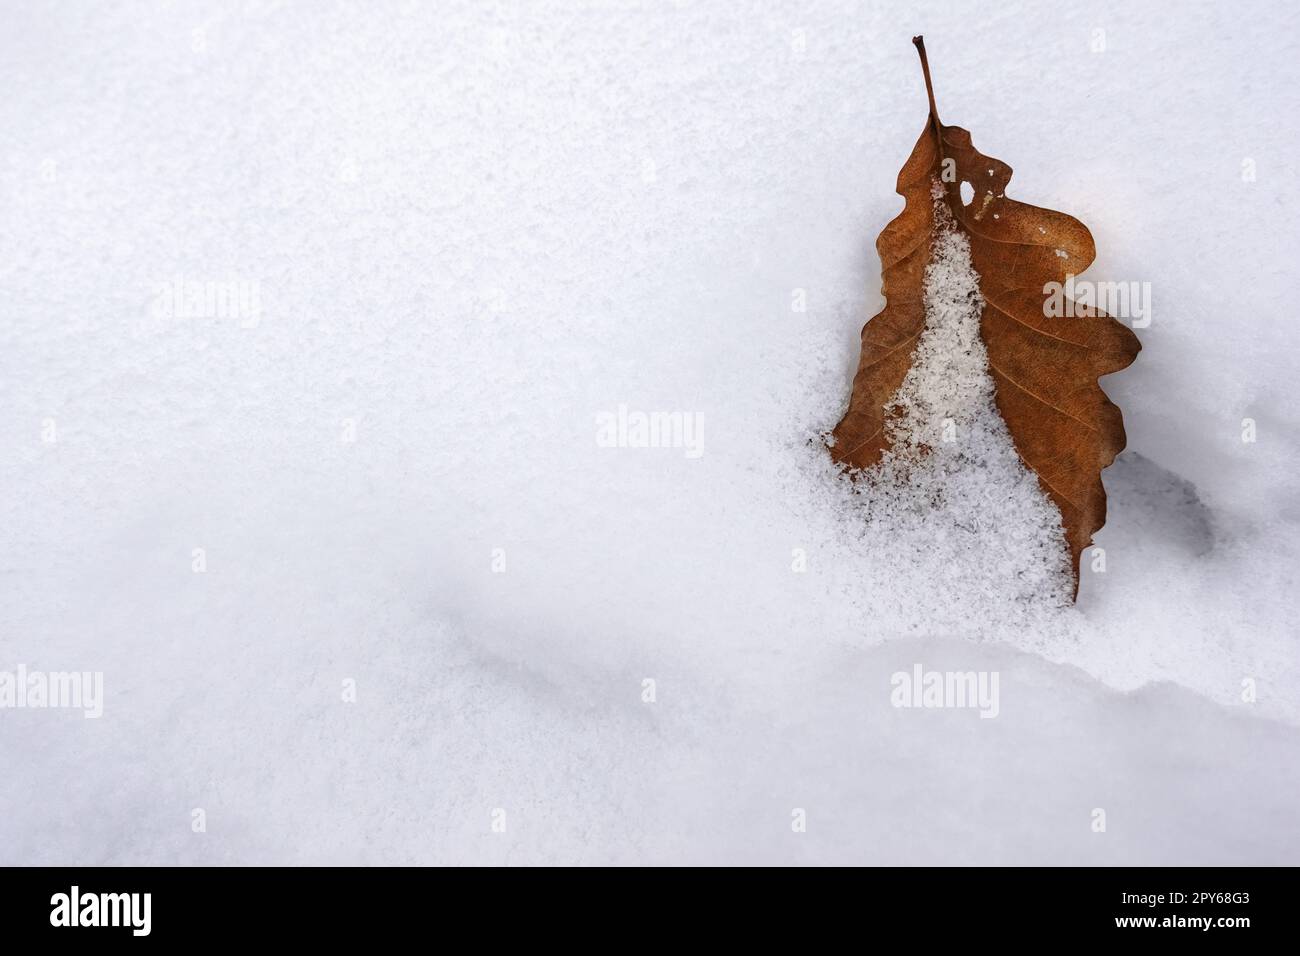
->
xmin=1 ymin=0 xmax=1299 ymax=864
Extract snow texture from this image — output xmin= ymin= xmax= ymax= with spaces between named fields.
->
xmin=1 ymin=0 xmax=1299 ymax=865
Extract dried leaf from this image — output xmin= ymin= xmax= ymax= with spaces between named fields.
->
xmin=830 ymin=37 xmax=1140 ymax=595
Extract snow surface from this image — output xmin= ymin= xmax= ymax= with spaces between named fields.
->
xmin=2 ymin=0 xmax=1299 ymax=864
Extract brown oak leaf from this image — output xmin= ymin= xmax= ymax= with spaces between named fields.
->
xmin=830 ymin=37 xmax=1140 ymax=596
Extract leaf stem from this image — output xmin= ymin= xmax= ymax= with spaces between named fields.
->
xmin=912 ymin=36 xmax=944 ymax=162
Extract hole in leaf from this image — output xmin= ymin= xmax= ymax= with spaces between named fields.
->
xmin=960 ymin=181 xmax=974 ymax=206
